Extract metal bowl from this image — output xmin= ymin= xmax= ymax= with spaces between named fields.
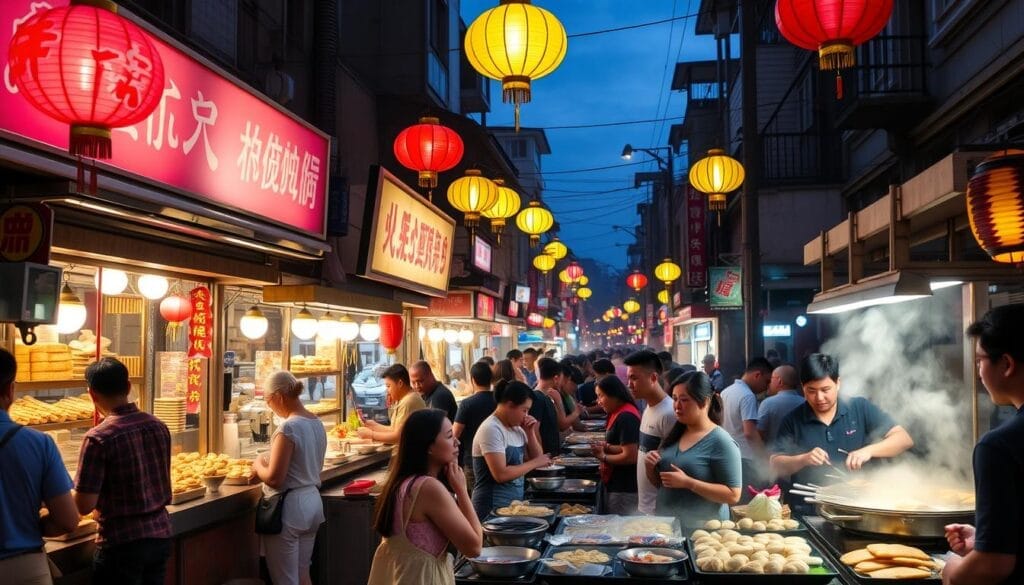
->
xmin=482 ymin=516 xmax=549 ymax=548
xmin=617 ymin=547 xmax=688 ymax=578
xmin=565 ymin=444 xmax=594 ymax=457
xmin=527 ymin=476 xmax=565 ymax=491
xmin=531 ymin=464 xmax=565 ymax=478
xmin=468 ymin=546 xmax=541 ymax=578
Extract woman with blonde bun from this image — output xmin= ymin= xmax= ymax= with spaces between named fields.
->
xmin=253 ymin=371 xmax=327 ymax=585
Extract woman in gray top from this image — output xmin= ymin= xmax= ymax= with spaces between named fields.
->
xmin=254 ymin=371 xmax=328 ymax=585
xmin=644 ymin=372 xmax=742 ymax=526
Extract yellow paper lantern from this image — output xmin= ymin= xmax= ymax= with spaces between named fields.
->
xmin=532 ymin=253 xmax=556 ymax=273
xmin=620 ymin=313 xmax=630 ymax=321
xmin=577 ymin=287 xmax=592 ymax=300
xmin=623 ymin=298 xmax=641 ymax=314
xmin=689 ymin=148 xmax=745 ymax=211
xmin=543 ymin=238 xmax=568 ymax=260
xmin=966 ymin=151 xmax=1024 ymax=263
xmin=543 ymin=317 xmax=555 ymax=329
xmin=557 ymin=269 xmax=573 ymax=284
xmin=602 ymin=314 xmax=611 ymax=322
xmin=577 ymin=275 xmax=589 ymax=286
xmin=483 ymin=178 xmax=522 ymax=245
xmin=447 ymin=169 xmax=499 ymax=228
xmin=465 ymin=0 xmax=567 ymax=130
xmin=657 ymin=289 xmax=670 ymax=305
xmin=516 ymin=200 xmax=554 ymax=247
xmin=654 ymin=258 xmax=683 ymax=285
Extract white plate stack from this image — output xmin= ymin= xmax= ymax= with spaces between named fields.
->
xmin=154 ymin=397 xmax=187 ymax=433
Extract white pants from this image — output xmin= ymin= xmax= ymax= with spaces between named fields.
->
xmin=261 ymin=486 xmax=325 ymax=585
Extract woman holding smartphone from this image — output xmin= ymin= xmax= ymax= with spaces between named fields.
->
xmin=644 ymin=371 xmax=742 ymax=525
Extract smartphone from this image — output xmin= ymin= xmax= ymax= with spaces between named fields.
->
xmin=656 ymin=458 xmax=673 ymax=473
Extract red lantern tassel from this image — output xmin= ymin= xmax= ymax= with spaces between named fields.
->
xmin=836 ymin=72 xmax=844 ymax=100
xmin=69 ymin=125 xmax=112 ymax=159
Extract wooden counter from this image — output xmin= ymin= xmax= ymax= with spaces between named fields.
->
xmin=48 ymin=450 xmax=392 ymax=585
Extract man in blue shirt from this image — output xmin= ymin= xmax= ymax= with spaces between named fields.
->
xmin=720 ymin=358 xmax=772 ymax=495
xmin=770 ymin=353 xmax=914 ymax=490
xmin=943 ymin=304 xmax=1024 ymax=585
xmin=0 ymin=348 xmax=79 ymax=583
xmin=702 ymin=354 xmax=725 ymax=392
xmin=757 ymin=364 xmax=806 ymax=444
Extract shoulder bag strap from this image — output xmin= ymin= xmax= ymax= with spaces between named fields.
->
xmin=0 ymin=424 xmax=24 ymax=449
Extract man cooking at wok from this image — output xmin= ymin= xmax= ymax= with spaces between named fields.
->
xmin=769 ymin=353 xmax=915 ymax=496
xmin=942 ymin=304 xmax=1024 ymax=585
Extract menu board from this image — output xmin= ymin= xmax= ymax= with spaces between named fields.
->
xmin=157 ymin=351 xmax=188 ymax=398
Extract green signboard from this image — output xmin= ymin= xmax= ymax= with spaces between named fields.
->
xmin=709 ymin=267 xmax=743 ymax=309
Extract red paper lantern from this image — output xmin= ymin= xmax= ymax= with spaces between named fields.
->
xmin=526 ymin=313 xmax=544 ymax=327
xmin=378 ymin=314 xmax=404 ymax=354
xmin=775 ymin=0 xmax=893 ymax=98
xmin=393 ymin=117 xmax=464 ymax=189
xmin=8 ymin=0 xmax=165 ymax=159
xmin=565 ymin=261 xmax=584 ymax=282
xmin=160 ymin=295 xmax=193 ymax=323
xmin=626 ymin=270 xmax=648 ymax=292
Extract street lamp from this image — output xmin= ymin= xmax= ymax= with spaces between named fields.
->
xmin=619 ymin=144 xmax=676 ymax=260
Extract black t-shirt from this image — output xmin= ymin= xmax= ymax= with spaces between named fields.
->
xmin=577 ymin=381 xmax=598 ymax=406
xmin=454 ymin=391 xmax=496 ymax=467
xmin=605 ymin=410 xmax=641 ymax=493
xmin=529 ymin=389 xmax=560 ymax=456
xmin=972 ymin=406 xmax=1024 ymax=584
xmin=425 ymin=383 xmax=458 ymax=422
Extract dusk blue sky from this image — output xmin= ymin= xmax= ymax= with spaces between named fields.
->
xmin=460 ymin=0 xmax=719 ymax=271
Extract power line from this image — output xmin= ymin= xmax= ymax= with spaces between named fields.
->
xmin=542 ymin=116 xmax=684 ymax=130
xmin=526 ymin=150 xmax=689 ymax=176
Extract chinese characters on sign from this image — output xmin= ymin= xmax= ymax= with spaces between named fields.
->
xmin=188 ymin=286 xmax=213 ymax=358
xmin=685 ymin=186 xmax=707 ymax=288
xmin=412 ymin=291 xmax=474 ymax=319
xmin=473 ymin=236 xmax=493 ymax=273
xmin=476 ymin=294 xmax=495 ymax=321
xmin=0 ymin=203 xmax=51 ymax=263
xmin=0 ymin=0 xmax=329 ymax=236
xmin=363 ymin=167 xmax=455 ymax=297
xmin=709 ymin=267 xmax=743 ymax=309
xmin=185 ymin=357 xmax=204 ymax=415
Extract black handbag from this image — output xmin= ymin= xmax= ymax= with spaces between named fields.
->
xmin=255 ymin=489 xmax=291 ymax=535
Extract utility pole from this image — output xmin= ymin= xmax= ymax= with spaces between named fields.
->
xmin=740 ymin=0 xmax=764 ymax=362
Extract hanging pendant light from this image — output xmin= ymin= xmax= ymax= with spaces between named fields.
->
xmin=654 ymin=258 xmax=683 ymax=286
xmin=379 ymin=314 xmax=404 ymax=354
xmin=543 ymin=238 xmax=568 ymax=261
xmin=360 ymin=316 xmax=381 ymax=342
xmin=966 ymin=151 xmax=1024 ymax=263
xmin=447 ymin=169 xmax=500 ymax=231
xmin=623 ymin=298 xmax=641 ymax=314
xmin=290 ymin=306 xmax=319 ymax=340
xmin=56 ymin=283 xmax=88 ymax=334
xmin=482 ymin=179 xmax=522 ymax=245
xmin=457 ymin=329 xmax=475 ymax=344
xmin=464 ymin=0 xmax=568 ymax=130
xmin=775 ymin=0 xmax=895 ymax=99
xmin=689 ymin=149 xmax=745 ymax=212
xmin=626 ymin=270 xmax=648 ymax=292
xmin=428 ymin=325 xmax=445 ymax=343
xmin=515 ymin=200 xmax=554 ymax=247
xmin=393 ymin=117 xmax=464 ymax=192
xmin=137 ymin=274 xmax=169 ymax=300
xmin=317 ymin=311 xmax=342 ymax=341
xmin=443 ymin=328 xmax=459 ymax=344
xmin=577 ymin=287 xmax=593 ymax=300
xmin=239 ymin=306 xmax=269 ymax=340
xmin=95 ymin=268 xmax=128 ymax=295
xmin=336 ymin=313 xmax=360 ymax=342
xmin=533 ymin=253 xmax=556 ymax=274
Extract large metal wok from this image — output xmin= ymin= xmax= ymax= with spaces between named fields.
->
xmin=793 ymin=481 xmax=975 ymax=538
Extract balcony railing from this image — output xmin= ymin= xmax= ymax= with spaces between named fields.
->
xmin=844 ymin=34 xmax=927 ymax=100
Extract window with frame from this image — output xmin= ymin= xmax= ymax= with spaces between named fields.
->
xmin=508 ymin=139 xmax=528 ymax=159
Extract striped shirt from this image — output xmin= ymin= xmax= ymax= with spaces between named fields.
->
xmin=75 ymin=404 xmax=172 ymax=545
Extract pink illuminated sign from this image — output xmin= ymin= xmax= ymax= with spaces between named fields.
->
xmin=0 ymin=1 xmax=329 ymax=236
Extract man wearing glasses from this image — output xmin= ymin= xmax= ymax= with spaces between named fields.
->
xmin=769 ymin=353 xmax=914 ymax=494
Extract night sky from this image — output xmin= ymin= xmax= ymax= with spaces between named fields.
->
xmin=460 ymin=0 xmax=718 ymax=271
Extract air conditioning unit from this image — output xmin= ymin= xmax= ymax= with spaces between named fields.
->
xmin=264 ymin=69 xmax=295 ymax=105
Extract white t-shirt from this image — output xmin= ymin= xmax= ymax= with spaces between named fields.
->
xmin=720 ymin=379 xmax=759 ymax=460
xmin=472 ymin=414 xmax=527 ymax=458
xmin=263 ymin=415 xmax=327 ymax=496
xmin=637 ymin=396 xmax=677 ymax=515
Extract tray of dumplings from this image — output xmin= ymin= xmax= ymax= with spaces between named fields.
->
xmin=700 ymin=516 xmax=805 ymax=534
xmin=688 ymin=529 xmax=839 ymax=583
xmin=538 ymin=544 xmax=690 ymax=581
xmin=551 ymin=515 xmax=683 ymax=546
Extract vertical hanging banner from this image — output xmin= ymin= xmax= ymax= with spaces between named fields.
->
xmin=685 ymin=186 xmax=707 ymax=288
xmin=188 ymin=286 xmax=213 ymax=358
xmin=186 ymin=285 xmax=212 ymax=414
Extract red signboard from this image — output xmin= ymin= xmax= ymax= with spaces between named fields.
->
xmin=506 ymin=299 xmax=520 ymax=318
xmin=0 ymin=203 xmax=52 ymax=263
xmin=685 ymin=186 xmax=707 ymax=288
xmin=412 ymin=291 xmax=474 ymax=318
xmin=0 ymin=1 xmax=329 ymax=236
xmin=185 ymin=357 xmax=203 ymax=415
xmin=188 ymin=286 xmax=213 ymax=358
xmin=476 ymin=294 xmax=495 ymax=321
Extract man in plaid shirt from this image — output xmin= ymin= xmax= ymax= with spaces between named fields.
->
xmin=73 ymin=358 xmax=172 ymax=585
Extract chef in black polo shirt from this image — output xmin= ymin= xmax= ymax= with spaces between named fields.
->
xmin=769 ymin=353 xmax=914 ymax=490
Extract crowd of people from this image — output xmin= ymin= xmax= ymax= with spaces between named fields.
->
xmin=6 ymin=303 xmax=1024 ymax=585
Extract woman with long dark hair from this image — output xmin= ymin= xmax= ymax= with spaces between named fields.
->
xmin=471 ymin=380 xmax=551 ymax=520
xmin=592 ymin=375 xmax=641 ymax=514
xmin=368 ymin=409 xmax=482 ymax=585
xmin=643 ymin=372 xmax=742 ymax=525
xmin=493 ymin=359 xmax=519 ymax=385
